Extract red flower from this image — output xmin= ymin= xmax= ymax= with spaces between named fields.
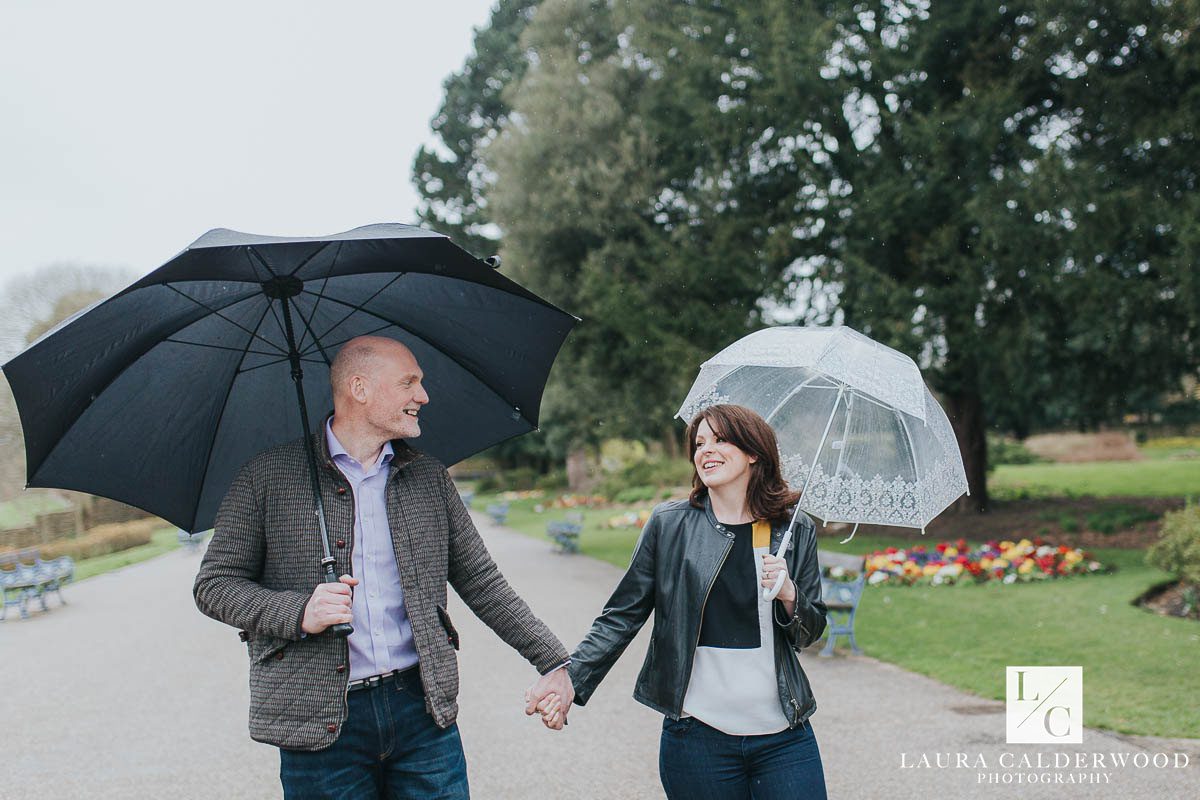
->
xmin=936 ymin=543 xmax=948 ymax=553
xmin=885 ymin=546 xmax=898 ymax=554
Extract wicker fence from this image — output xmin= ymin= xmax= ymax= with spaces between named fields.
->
xmin=0 ymin=497 xmax=149 ymax=553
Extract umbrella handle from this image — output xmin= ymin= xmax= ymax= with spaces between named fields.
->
xmin=761 ymin=525 xmax=796 ymax=602
xmin=322 ymin=566 xmax=354 ymax=638
xmin=763 ymin=571 xmax=789 ymax=602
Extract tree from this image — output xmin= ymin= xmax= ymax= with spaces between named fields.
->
xmin=619 ymin=0 xmax=1200 ymax=510
xmin=485 ymin=0 xmax=789 ymax=458
xmin=411 ymin=0 xmax=543 ymax=258
xmin=0 ymin=265 xmax=132 ymax=497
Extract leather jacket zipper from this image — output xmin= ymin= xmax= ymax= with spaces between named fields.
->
xmin=679 ymin=528 xmax=733 ymax=713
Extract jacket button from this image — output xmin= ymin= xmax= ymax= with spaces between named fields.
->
xmin=336 ymin=664 xmax=346 ymax=673
xmin=336 ymin=539 xmax=346 ymax=548
xmin=327 ymin=724 xmax=337 ymax=733
xmin=336 ymin=487 xmax=347 ymax=495
xmin=274 ymin=651 xmax=284 ymax=660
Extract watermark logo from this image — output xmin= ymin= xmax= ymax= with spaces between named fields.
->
xmin=1006 ymin=666 xmax=1083 ymax=744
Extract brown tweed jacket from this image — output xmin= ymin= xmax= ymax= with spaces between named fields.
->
xmin=193 ymin=432 xmax=569 ymax=751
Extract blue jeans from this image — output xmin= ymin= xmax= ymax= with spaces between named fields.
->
xmin=659 ymin=716 xmax=828 ymax=800
xmin=279 ymin=670 xmax=468 ymax=800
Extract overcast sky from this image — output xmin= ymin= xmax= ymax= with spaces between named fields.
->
xmin=0 ymin=1 xmax=497 ymax=285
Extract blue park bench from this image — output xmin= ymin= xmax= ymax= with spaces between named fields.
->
xmin=1 ymin=548 xmax=75 ymax=621
xmin=546 ymin=513 xmax=584 ymax=554
xmin=816 ymin=550 xmax=866 ymax=657
xmin=486 ymin=501 xmax=510 ymax=525
xmin=177 ymin=529 xmax=209 ymax=551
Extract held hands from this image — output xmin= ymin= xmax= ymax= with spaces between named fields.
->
xmin=301 ymin=574 xmax=358 ymax=634
xmin=524 ymin=666 xmax=574 ymax=731
xmin=761 ymin=554 xmax=796 ymax=603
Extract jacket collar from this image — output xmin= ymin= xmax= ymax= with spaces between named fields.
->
xmin=700 ymin=493 xmax=797 ymax=547
xmin=315 ymin=412 xmax=422 ymax=477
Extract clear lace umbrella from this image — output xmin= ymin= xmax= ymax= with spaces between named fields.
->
xmin=676 ymin=326 xmax=968 ymax=598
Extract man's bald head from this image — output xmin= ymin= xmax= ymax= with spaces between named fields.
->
xmin=330 ymin=336 xmax=416 ymax=401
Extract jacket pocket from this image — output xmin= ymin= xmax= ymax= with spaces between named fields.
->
xmin=436 ymin=604 xmax=460 ymax=651
xmin=248 ymin=634 xmax=289 ymax=664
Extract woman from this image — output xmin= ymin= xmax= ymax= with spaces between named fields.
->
xmin=537 ymin=404 xmax=829 ymax=799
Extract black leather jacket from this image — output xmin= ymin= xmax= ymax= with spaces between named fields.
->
xmin=569 ymin=497 xmax=828 ymax=727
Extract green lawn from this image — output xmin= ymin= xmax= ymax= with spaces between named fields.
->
xmin=72 ymin=527 xmax=184 ymax=582
xmin=991 ymin=459 xmax=1200 ymax=499
xmin=478 ymin=493 xmax=1200 ymax=738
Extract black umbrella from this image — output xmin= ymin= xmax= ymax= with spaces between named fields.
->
xmin=3 ymin=224 xmax=576 ymax=634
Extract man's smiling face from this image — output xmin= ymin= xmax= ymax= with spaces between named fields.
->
xmin=363 ymin=342 xmax=429 ymax=440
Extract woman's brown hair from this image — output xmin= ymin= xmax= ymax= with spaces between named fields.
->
xmin=687 ymin=404 xmax=800 ymax=523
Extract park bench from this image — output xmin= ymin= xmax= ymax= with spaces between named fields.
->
xmin=816 ymin=550 xmax=866 ymax=657
xmin=546 ymin=513 xmax=584 ymax=554
xmin=486 ymin=501 xmax=510 ymax=526
xmin=0 ymin=549 xmax=75 ymax=621
xmin=177 ymin=529 xmax=208 ymax=551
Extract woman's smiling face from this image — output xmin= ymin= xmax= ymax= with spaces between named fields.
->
xmin=692 ymin=418 xmax=757 ymax=491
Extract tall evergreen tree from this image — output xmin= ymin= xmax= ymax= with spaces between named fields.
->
xmin=621 ymin=0 xmax=1200 ymax=509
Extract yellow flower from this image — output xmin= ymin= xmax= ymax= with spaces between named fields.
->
xmin=944 ymin=546 xmax=958 ymax=557
xmin=923 ymin=564 xmax=940 ymax=576
xmin=980 ymin=557 xmax=993 ymax=569
xmin=1018 ymin=558 xmax=1034 ymax=574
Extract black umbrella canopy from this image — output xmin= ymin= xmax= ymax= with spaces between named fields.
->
xmin=3 ymin=224 xmax=577 ymax=532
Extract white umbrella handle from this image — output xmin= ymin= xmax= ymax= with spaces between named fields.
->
xmin=762 ymin=527 xmax=795 ymax=601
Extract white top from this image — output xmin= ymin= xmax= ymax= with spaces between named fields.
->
xmin=681 ymin=521 xmax=790 ymax=735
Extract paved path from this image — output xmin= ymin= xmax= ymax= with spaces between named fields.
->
xmin=3 ymin=513 xmax=1197 ymax=799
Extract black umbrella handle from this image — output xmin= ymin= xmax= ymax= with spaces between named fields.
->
xmin=322 ymin=559 xmax=354 ymax=639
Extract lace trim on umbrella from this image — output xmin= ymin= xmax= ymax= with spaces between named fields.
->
xmin=677 ymin=385 xmax=733 ymax=422
xmin=782 ymin=455 xmax=966 ymax=529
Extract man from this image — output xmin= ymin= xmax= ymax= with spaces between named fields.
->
xmin=194 ymin=335 xmax=573 ymax=799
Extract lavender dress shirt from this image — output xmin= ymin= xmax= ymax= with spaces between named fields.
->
xmin=326 ymin=419 xmax=419 ymax=681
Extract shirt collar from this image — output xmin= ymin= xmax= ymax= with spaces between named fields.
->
xmin=325 ymin=417 xmax=394 ymax=470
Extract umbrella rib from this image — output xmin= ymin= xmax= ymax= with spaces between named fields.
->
xmin=243 ymin=246 xmax=277 ymax=281
xmin=164 ymin=338 xmax=284 ymax=357
xmin=300 ymin=322 xmax=395 ymax=359
xmin=164 ymin=284 xmax=287 ymax=355
xmin=236 ymin=355 xmax=327 ymax=374
xmin=283 ymin=241 xmax=336 ymax=279
xmin=297 ymin=290 xmax=526 ymax=416
xmin=289 ymin=296 xmax=334 ymax=366
xmin=187 ymin=300 xmax=279 ymax=531
xmin=306 ymin=274 xmax=406 ymax=344
xmin=763 ymin=371 xmax=833 ymax=423
xmin=295 ymin=242 xmax=344 ymax=356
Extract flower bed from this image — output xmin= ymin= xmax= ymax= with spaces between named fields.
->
xmin=864 ymin=538 xmax=1107 ymax=586
xmin=530 ymin=493 xmax=610 ymax=513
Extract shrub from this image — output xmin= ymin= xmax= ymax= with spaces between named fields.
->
xmin=1147 ymin=503 xmax=1200 ymax=585
xmin=598 ymin=458 xmax=693 ymax=500
xmin=36 ymin=519 xmax=160 ymax=561
xmin=987 ymin=436 xmax=1049 ymax=467
xmin=475 ymin=466 xmax=541 ymax=493
xmin=534 ymin=469 xmax=569 ymax=491
xmin=1085 ymin=505 xmax=1160 ymax=534
xmin=613 ymin=485 xmax=658 ymax=504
